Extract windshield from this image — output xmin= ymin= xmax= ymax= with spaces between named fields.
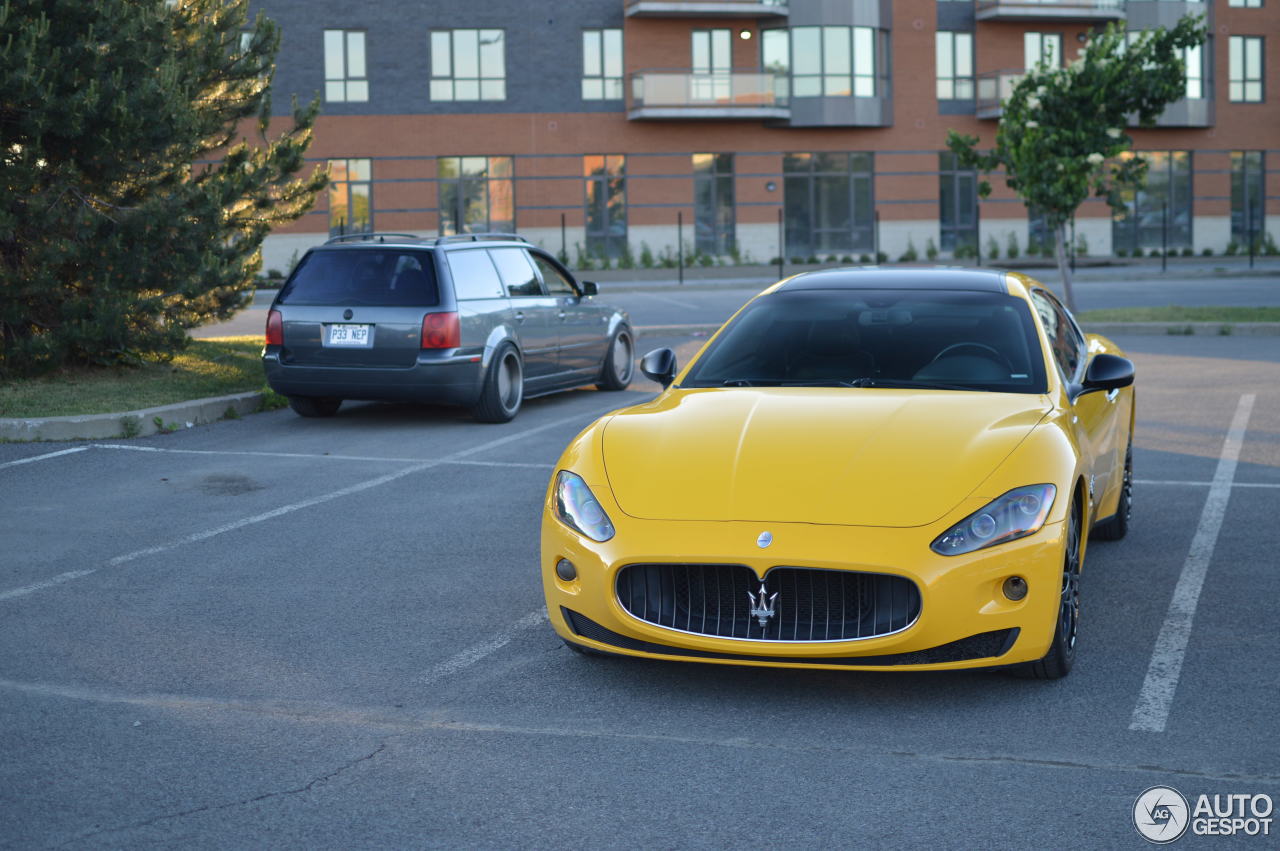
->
xmin=682 ymin=289 xmax=1048 ymax=394
xmin=278 ymin=249 xmax=439 ymax=307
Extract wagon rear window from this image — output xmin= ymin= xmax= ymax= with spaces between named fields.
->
xmin=278 ymin=249 xmax=440 ymax=307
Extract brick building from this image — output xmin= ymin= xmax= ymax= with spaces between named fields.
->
xmin=250 ymin=0 xmax=1278 ymax=273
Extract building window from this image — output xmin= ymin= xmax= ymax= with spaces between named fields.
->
xmin=584 ymin=155 xmax=626 ymax=260
xmin=783 ymin=153 xmax=874 ymax=258
xmin=1231 ymin=151 xmax=1265 ymax=249
xmin=1112 ymin=151 xmax=1193 ymax=255
xmin=936 ymin=32 xmax=974 ymax=100
xmin=693 ymin=154 xmax=735 ymax=256
xmin=788 ymin=26 xmax=877 ymax=97
xmin=324 ymin=30 xmax=368 ymax=102
xmin=328 ymin=159 xmax=372 ymax=235
xmin=430 ymin=29 xmax=506 ymax=101
xmin=939 ymin=152 xmax=977 ymax=254
xmin=762 ymin=28 xmax=790 ymax=101
xmin=437 ymin=156 xmax=514 ymax=236
xmin=692 ymin=29 xmax=732 ymax=100
xmin=1228 ymin=0 xmax=1262 ymax=7
xmin=1024 ymin=32 xmax=1062 ymax=69
xmin=582 ymin=29 xmax=622 ymax=100
xmin=1229 ymin=36 xmax=1264 ymax=102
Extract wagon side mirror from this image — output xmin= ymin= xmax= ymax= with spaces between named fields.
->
xmin=579 ymin=281 xmax=598 ymax=296
xmin=640 ymin=348 xmax=677 ymax=388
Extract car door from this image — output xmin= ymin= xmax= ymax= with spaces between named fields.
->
xmin=1031 ymin=290 xmax=1119 ymax=515
xmin=528 ymin=250 xmax=608 ymax=375
xmin=488 ymin=247 xmax=560 ymax=382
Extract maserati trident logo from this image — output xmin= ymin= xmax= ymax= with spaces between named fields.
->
xmin=747 ymin=583 xmax=779 ymax=627
xmin=756 ymin=531 xmax=773 ymax=548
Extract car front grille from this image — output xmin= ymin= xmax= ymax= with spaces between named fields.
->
xmin=615 ymin=563 xmax=921 ymax=642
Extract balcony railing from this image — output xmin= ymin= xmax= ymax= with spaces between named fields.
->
xmin=976 ymin=70 xmax=1026 ymax=118
xmin=629 ymin=71 xmax=789 ymax=120
xmin=976 ymin=0 xmax=1125 ymax=22
xmin=626 ymin=0 xmax=788 ymax=17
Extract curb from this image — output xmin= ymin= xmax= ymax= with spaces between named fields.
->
xmin=1082 ymin=321 xmax=1280 ymax=336
xmin=0 ymin=391 xmax=265 ymax=443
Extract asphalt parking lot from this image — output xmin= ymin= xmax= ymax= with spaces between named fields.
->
xmin=1 ymin=332 xmax=1278 ymax=848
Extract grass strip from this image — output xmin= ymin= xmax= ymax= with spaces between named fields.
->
xmin=0 ymin=336 xmax=282 ymax=418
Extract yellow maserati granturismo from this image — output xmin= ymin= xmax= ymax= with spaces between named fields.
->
xmin=541 ymin=268 xmax=1134 ymax=678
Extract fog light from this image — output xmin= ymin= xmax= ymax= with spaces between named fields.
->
xmin=1003 ymin=576 xmax=1028 ymax=601
xmin=555 ymin=559 xmax=577 ymax=582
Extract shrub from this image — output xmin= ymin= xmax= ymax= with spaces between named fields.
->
xmin=1075 ymin=233 xmax=1090 ymax=257
xmin=986 ymin=235 xmax=1000 ymax=260
xmin=1180 ymin=247 xmax=1193 ymax=257
xmin=876 ymin=251 xmax=888 ymax=263
xmin=858 ymin=253 xmax=871 ymax=263
xmin=1225 ymin=241 xmax=1239 ymax=256
xmin=1006 ymin=232 xmax=1020 ymax=260
xmin=899 ymin=238 xmax=919 ymax=263
xmin=1201 ymin=247 xmax=1213 ymax=256
xmin=1115 ymin=248 xmax=1128 ymax=258
xmin=925 ymin=237 xmax=939 ymax=261
xmin=639 ymin=242 xmax=655 ymax=268
xmin=618 ymin=242 xmax=635 ymax=269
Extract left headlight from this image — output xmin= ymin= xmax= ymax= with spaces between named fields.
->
xmin=930 ymin=484 xmax=1056 ymax=556
xmin=554 ymin=471 xmax=615 ymax=542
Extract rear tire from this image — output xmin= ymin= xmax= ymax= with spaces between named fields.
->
xmin=288 ymin=396 xmax=342 ymax=418
xmin=471 ymin=344 xmax=523 ymax=423
xmin=595 ymin=327 xmax=635 ymax=391
xmin=1093 ymin=440 xmax=1132 ymax=541
xmin=1014 ymin=502 xmax=1081 ymax=680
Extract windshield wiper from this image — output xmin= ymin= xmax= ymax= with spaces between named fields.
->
xmin=776 ymin=379 xmax=862 ymax=387
xmin=851 ymin=377 xmax=981 ymax=392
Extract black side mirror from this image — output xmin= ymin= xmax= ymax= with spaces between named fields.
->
xmin=580 ymin=281 xmax=598 ymax=296
xmin=640 ymin=347 xmax=677 ymax=388
xmin=1079 ymin=353 xmax=1135 ymax=395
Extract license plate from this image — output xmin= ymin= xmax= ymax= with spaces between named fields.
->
xmin=326 ymin=324 xmax=372 ymax=347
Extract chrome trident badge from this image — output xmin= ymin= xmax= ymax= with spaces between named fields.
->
xmin=747 ymin=583 xmax=779 ymax=627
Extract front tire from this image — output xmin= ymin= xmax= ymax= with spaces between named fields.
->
xmin=471 ymin=344 xmax=523 ymax=423
xmin=288 ymin=396 xmax=342 ymax=418
xmin=1016 ymin=502 xmax=1081 ymax=680
xmin=595 ymin=328 xmax=635 ymax=391
xmin=1093 ymin=440 xmax=1132 ymax=541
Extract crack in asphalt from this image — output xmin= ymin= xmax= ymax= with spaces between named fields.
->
xmin=57 ymin=741 xmax=389 ymax=847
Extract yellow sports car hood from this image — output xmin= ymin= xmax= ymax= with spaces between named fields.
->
xmin=602 ymin=388 xmax=1051 ymax=528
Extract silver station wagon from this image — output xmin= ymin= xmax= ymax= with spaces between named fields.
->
xmin=262 ymin=233 xmax=635 ymax=422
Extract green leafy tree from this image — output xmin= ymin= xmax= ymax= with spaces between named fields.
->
xmin=946 ymin=17 xmax=1205 ymax=311
xmin=0 ymin=0 xmax=326 ymax=375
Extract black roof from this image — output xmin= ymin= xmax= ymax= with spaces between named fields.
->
xmin=775 ymin=267 xmax=1008 ymax=293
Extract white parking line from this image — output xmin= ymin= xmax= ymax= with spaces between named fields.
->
xmin=0 ymin=446 xmax=89 ymax=471
xmin=418 ymin=608 xmax=549 ymax=686
xmin=1130 ymin=393 xmax=1256 ymax=734
xmin=1135 ymin=479 xmax=1280 ymax=489
xmin=0 ymin=404 xmax=627 ymax=604
xmin=91 ymin=444 xmax=553 ymax=469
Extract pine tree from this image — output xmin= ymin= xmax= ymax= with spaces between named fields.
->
xmin=0 ymin=0 xmax=326 ymax=375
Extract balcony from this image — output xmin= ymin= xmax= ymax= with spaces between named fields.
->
xmin=628 ymin=71 xmax=789 ymax=120
xmin=625 ymin=0 xmax=788 ymax=17
xmin=975 ymin=70 xmax=1025 ymax=119
xmin=975 ymin=0 xmax=1125 ymax=22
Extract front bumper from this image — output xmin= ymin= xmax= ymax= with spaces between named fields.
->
xmin=541 ymin=512 xmax=1066 ymax=672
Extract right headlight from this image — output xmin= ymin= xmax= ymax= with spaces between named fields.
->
xmin=930 ymin=484 xmax=1056 ymax=556
xmin=554 ymin=471 xmax=615 ymax=542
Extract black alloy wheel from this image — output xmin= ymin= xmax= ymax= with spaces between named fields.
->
xmin=1016 ymin=502 xmax=1081 ymax=680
